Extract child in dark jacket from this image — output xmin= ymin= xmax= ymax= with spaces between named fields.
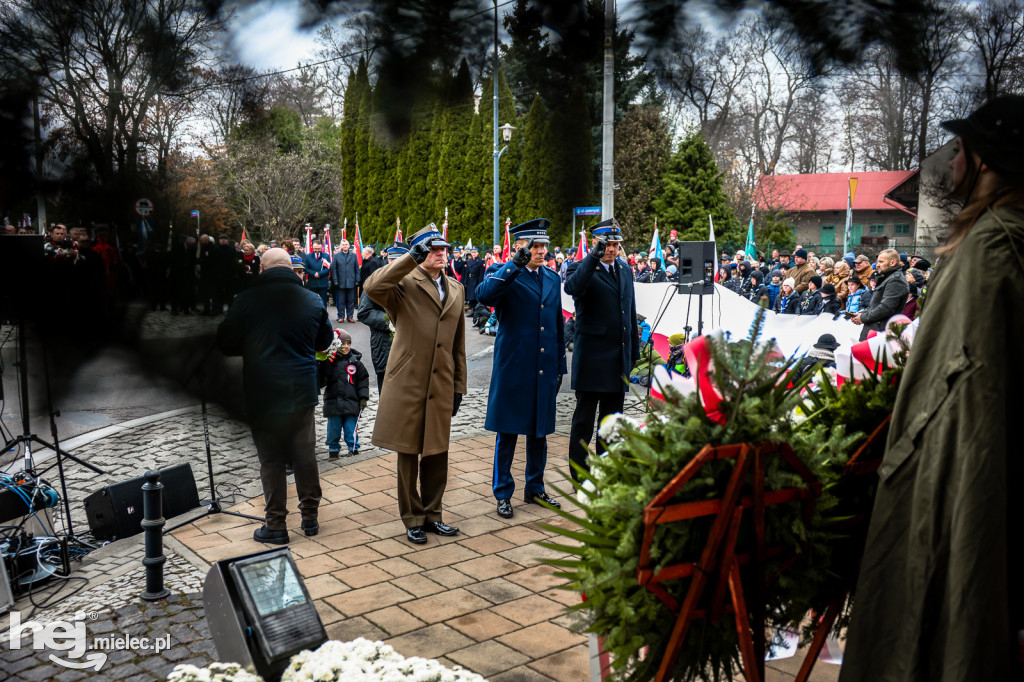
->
xmin=318 ymin=329 xmax=369 ymax=458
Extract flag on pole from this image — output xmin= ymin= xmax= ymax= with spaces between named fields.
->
xmin=466 ymin=238 xmax=473 ymax=252
xmin=322 ymin=226 xmax=333 ymax=263
xmin=241 ymin=227 xmax=248 ymax=243
xmin=353 ymin=220 xmax=364 ymax=267
xmin=395 ymin=217 xmax=402 ymax=243
xmin=342 ymin=217 xmax=347 ymax=242
xmin=709 ymin=214 xmax=718 ymax=281
xmin=744 ymin=207 xmax=757 ymax=261
xmin=649 ymin=224 xmax=663 ymax=263
xmin=843 ymin=177 xmax=859 ymax=254
xmin=573 ymin=230 xmax=589 ymax=261
xmin=304 ymin=224 xmax=313 ymax=253
xmin=442 ymin=207 xmax=449 ymax=242
xmin=501 ymin=217 xmax=511 ymax=263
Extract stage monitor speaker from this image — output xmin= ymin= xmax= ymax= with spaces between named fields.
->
xmin=83 ymin=463 xmax=200 ymax=541
xmin=675 ymin=241 xmax=716 ymax=294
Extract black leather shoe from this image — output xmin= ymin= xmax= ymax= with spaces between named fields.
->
xmin=301 ymin=519 xmax=319 ymax=537
xmin=406 ymin=526 xmax=428 ymax=544
xmin=254 ymin=525 xmax=289 ymax=544
xmin=425 ymin=521 xmax=459 ymax=536
xmin=497 ymin=499 xmax=514 ymax=518
xmin=525 ymin=491 xmax=561 ymax=509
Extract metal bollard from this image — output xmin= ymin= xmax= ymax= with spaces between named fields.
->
xmin=141 ymin=470 xmax=170 ymax=601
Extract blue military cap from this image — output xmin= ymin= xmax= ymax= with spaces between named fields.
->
xmin=409 ymin=223 xmax=450 ymax=249
xmin=386 ymin=241 xmax=410 ymax=258
xmin=509 ymin=218 xmax=551 ymax=243
xmin=591 ymin=218 xmax=623 ymax=242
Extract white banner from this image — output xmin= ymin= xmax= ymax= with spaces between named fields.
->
xmin=561 ymin=282 xmax=862 ymax=358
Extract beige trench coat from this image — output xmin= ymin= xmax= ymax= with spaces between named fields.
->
xmin=364 ymin=255 xmax=467 ymax=456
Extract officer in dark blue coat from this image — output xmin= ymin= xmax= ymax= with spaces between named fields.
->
xmin=476 ymin=219 xmax=566 ymax=519
xmin=563 ymin=218 xmax=640 ymax=481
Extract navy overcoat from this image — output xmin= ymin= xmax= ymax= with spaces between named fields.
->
xmin=476 ymin=264 xmax=567 ymax=437
xmin=564 ymin=254 xmax=640 ymax=393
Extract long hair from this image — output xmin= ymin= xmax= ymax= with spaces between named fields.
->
xmin=940 ymin=139 xmax=1024 ymax=256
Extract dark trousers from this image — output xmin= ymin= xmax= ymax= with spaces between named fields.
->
xmin=336 ymin=287 xmax=357 ymax=319
xmin=375 ymin=371 xmax=385 ymax=394
xmin=568 ymin=390 xmax=625 ymax=481
xmin=250 ymin=408 xmax=321 ymax=530
xmin=397 ymin=451 xmax=448 ymax=528
xmin=492 ymin=433 xmax=547 ymax=501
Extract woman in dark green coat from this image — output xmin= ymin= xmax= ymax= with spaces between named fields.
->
xmin=840 ymin=95 xmax=1024 ymax=681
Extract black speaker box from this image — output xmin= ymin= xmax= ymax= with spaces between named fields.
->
xmin=675 ymin=241 xmax=716 ymax=293
xmin=84 ymin=463 xmax=201 ymax=540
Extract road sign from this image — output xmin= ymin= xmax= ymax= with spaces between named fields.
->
xmin=134 ymin=197 xmax=155 ymax=217
xmin=190 ymin=210 xmax=200 ymax=218
xmin=574 ymin=206 xmax=601 ymax=216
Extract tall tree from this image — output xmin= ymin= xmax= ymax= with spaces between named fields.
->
xmin=909 ymin=0 xmax=965 ymax=162
xmin=614 ymin=105 xmax=672 ymax=246
xmin=652 ymin=133 xmax=742 ymax=243
xmin=514 ymin=96 xmax=556 ymax=234
xmin=964 ymin=0 xmax=1024 ymax=101
xmin=0 ymin=0 xmax=222 ymax=209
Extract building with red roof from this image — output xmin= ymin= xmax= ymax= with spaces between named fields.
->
xmin=755 ymin=170 xmax=919 ymax=254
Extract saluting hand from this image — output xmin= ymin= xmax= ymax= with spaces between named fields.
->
xmin=512 ymin=240 xmax=534 ymax=268
xmin=410 ymin=242 xmax=430 ymax=264
xmin=591 ymin=238 xmax=608 ymax=260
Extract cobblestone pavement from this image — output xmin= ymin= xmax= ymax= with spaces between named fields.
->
xmin=0 ymin=309 xmax=836 ymax=682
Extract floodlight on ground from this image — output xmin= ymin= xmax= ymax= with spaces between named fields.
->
xmin=203 ymin=548 xmax=326 ymax=682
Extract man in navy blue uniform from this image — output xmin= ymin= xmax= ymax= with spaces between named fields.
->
xmin=563 ymin=218 xmax=640 ymax=482
xmin=476 ymin=219 xmax=566 ymax=519
xmin=303 ymin=239 xmax=332 ymax=308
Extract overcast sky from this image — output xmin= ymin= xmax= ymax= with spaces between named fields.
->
xmin=228 ymin=0 xmax=320 ymax=70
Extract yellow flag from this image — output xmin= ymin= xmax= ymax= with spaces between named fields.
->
xmin=849 ymin=177 xmax=859 ymax=203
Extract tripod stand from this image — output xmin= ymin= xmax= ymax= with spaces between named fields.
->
xmin=166 ymin=341 xmax=260 ymax=533
xmin=2 ymin=319 xmax=106 ymax=541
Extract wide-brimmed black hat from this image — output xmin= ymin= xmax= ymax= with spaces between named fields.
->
xmin=813 ymin=333 xmax=840 ymax=351
xmin=941 ymin=95 xmax=1024 ymax=180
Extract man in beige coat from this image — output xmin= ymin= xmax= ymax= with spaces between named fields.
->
xmin=364 ymin=224 xmax=467 ymax=544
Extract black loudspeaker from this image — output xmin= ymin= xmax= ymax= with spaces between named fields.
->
xmin=84 ymin=463 xmax=201 ymax=540
xmin=675 ymin=241 xmax=716 ymax=293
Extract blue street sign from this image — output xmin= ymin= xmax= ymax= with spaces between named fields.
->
xmin=190 ymin=210 xmax=199 ymax=218
xmin=574 ymin=206 xmax=601 ymax=216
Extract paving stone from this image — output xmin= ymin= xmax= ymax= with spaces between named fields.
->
xmin=447 ymin=640 xmax=530 ymax=677
xmin=401 ymin=588 xmax=493 ymax=625
xmin=386 ymin=623 xmax=475 ymax=661
xmin=105 ymin=662 xmax=145 ymax=678
xmin=364 ymin=605 xmax=427 ymax=636
xmin=325 ymin=582 xmax=413 ymax=617
xmin=464 ymin=578 xmax=534 ymax=605
xmin=491 ymin=595 xmax=566 ymax=627
xmin=389 ymin=574 xmax=445 ymax=598
xmin=527 ymin=644 xmax=590 ymax=682
xmin=498 ymin=622 xmax=586 ymax=658
xmin=452 ymin=555 xmax=524 ymax=581
xmin=325 ymin=616 xmax=388 ymax=643
xmin=489 ymin=665 xmax=557 ymax=682
xmin=405 ymin=544 xmax=481 ymax=570
xmin=446 ymin=610 xmax=521 ymax=641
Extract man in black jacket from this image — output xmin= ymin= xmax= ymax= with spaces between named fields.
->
xmin=852 ymin=248 xmax=910 ymax=340
xmin=217 ymin=248 xmax=334 ymax=544
xmin=358 ymin=242 xmax=405 ymax=392
xmin=330 ymin=239 xmax=360 ymax=322
xmin=564 ymin=218 xmax=640 ymax=482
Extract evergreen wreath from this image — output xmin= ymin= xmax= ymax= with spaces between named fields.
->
xmin=540 ymin=310 xmax=906 ymax=682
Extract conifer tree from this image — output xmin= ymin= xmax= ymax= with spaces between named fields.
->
xmin=340 ymin=63 xmax=361 ymax=218
xmin=615 ymin=104 xmax=672 ymax=246
xmin=547 ymin=86 xmax=594 ymax=244
xmin=434 ymin=59 xmax=475 ymax=226
xmin=460 ymin=112 xmax=491 ymax=243
xmin=652 ymin=132 xmax=743 ymax=243
xmin=350 ymin=59 xmax=372 ymax=223
xmin=514 ymin=95 xmax=555 ymax=234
